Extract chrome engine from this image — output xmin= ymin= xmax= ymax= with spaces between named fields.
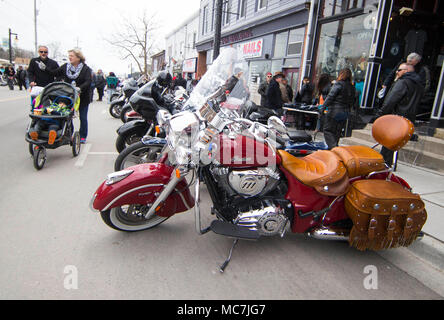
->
xmin=212 ymin=166 xmax=280 ymax=198
xmin=210 ymin=166 xmax=288 ymax=236
xmin=234 ymin=200 xmax=288 ymax=236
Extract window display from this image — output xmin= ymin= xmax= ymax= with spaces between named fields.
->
xmin=314 ymin=13 xmax=375 ymax=81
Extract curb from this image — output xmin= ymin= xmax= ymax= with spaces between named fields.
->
xmin=407 ymin=233 xmax=444 ymax=271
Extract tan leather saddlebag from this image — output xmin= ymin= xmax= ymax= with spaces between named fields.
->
xmin=345 ymin=179 xmax=427 ymax=251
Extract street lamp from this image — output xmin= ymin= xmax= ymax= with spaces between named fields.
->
xmin=8 ymin=28 xmax=18 ymax=65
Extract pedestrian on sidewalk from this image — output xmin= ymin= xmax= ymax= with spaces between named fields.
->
xmin=266 ymin=72 xmax=285 ymax=112
xmin=313 ymin=73 xmax=332 ymax=135
xmin=106 ymin=72 xmax=119 ymax=103
xmin=374 ymin=63 xmax=424 ymax=166
xmin=322 ymin=68 xmax=356 ymax=150
xmin=258 ymin=72 xmax=272 ymax=107
xmin=5 ymin=65 xmax=15 ymax=90
xmin=95 ymin=69 xmax=106 ymax=101
xmin=27 ymin=45 xmax=59 ymax=88
xmin=296 ymin=77 xmax=314 ymax=104
xmin=37 ymin=48 xmax=92 ymax=144
xmin=16 ymin=66 xmax=28 ymax=90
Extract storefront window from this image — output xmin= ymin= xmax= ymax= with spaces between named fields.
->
xmin=287 ymin=28 xmax=305 ymax=56
xmin=314 ymin=13 xmax=375 ymax=82
xmin=248 ymin=60 xmax=272 ymax=105
xmin=274 ymin=32 xmax=288 ymax=58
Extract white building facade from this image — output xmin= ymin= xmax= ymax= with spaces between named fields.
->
xmin=165 ymin=11 xmax=200 ymax=79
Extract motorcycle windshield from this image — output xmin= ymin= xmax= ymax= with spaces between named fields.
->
xmin=184 ymin=47 xmax=249 ymax=112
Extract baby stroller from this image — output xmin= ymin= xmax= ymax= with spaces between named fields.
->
xmin=25 ymin=82 xmax=81 ymax=170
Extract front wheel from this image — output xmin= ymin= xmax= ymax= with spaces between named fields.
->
xmin=120 ymin=105 xmax=133 ymax=123
xmin=100 ymin=206 xmax=169 ymax=232
xmin=114 ymin=141 xmax=164 ymax=171
xmin=109 ymin=103 xmax=123 ymax=118
xmin=33 ymin=146 xmax=46 ymax=170
xmin=115 ymin=130 xmax=146 ymax=153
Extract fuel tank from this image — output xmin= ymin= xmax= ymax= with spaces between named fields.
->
xmin=216 ymin=133 xmax=280 ymax=168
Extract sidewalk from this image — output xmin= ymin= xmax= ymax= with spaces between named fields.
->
xmin=392 ymin=162 xmax=444 ymax=242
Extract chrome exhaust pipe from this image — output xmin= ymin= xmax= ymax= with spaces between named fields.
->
xmin=308 ymin=227 xmax=350 ymax=242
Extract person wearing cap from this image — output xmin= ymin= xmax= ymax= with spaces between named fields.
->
xmin=258 ymin=72 xmax=272 ymax=107
xmin=266 ymin=72 xmax=285 ymax=111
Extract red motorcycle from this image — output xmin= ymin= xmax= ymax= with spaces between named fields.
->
xmin=90 ymin=49 xmax=427 ymax=272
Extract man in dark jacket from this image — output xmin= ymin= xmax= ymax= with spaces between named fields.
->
xmin=173 ymin=73 xmax=187 ymax=89
xmin=27 ymin=45 xmax=59 ymax=87
xmin=95 ymin=69 xmax=106 ymax=101
xmin=382 ymin=52 xmax=427 ymax=91
xmin=266 ymin=73 xmax=284 ymax=111
xmin=375 ymin=63 xmax=424 ymax=166
xmin=16 ymin=66 xmax=28 ymax=90
xmin=258 ymin=72 xmax=272 ymax=106
xmin=296 ymin=77 xmax=314 ymax=104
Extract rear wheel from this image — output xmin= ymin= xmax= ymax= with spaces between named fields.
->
xmin=100 ymin=205 xmax=169 ymax=232
xmin=33 ymin=146 xmax=46 ymax=170
xmin=114 ymin=141 xmax=164 ymax=171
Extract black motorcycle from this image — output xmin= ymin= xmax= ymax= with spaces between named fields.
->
xmin=109 ymin=79 xmax=139 ymax=119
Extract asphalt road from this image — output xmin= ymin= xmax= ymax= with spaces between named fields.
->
xmin=0 ymin=85 xmax=442 ymax=300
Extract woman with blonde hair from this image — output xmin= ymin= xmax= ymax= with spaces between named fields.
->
xmin=322 ymin=68 xmax=356 ymax=149
xmin=38 ymin=49 xmax=92 ymax=143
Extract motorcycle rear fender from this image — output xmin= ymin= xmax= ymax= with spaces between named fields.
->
xmin=91 ymin=163 xmax=194 ymax=217
xmin=116 ymin=119 xmax=149 ymax=136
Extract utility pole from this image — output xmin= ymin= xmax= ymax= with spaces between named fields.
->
xmin=8 ymin=28 xmax=18 ymax=65
xmin=34 ymin=0 xmax=38 ymax=54
xmin=213 ymin=0 xmax=223 ymax=60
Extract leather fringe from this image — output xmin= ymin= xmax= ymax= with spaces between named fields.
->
xmin=349 ymin=227 xmax=420 ymax=251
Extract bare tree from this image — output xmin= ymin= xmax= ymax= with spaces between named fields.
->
xmin=105 ymin=11 xmax=160 ymax=76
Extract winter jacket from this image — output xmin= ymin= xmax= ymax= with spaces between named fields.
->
xmin=95 ymin=73 xmax=106 ymax=88
xmin=46 ymin=63 xmax=92 ymax=104
xmin=266 ymin=79 xmax=283 ymax=110
xmin=297 ymin=83 xmax=314 ymax=104
xmin=258 ymin=81 xmax=269 ymax=107
xmin=376 ymin=72 xmax=424 ymax=122
xmin=27 ymin=57 xmax=59 ymax=87
xmin=323 ymin=80 xmax=356 ymax=121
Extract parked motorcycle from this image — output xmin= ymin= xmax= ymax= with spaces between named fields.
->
xmin=109 ymin=79 xmax=139 ymax=119
xmin=91 ymin=49 xmax=427 ymax=272
xmin=115 ymin=85 xmax=189 ymax=153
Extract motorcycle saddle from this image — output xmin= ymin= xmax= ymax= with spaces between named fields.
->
xmin=278 ymin=150 xmax=349 ymax=196
xmin=332 ymin=145 xmax=386 ymax=178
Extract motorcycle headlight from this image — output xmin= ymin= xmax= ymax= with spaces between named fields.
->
xmin=166 ymin=111 xmax=200 ymax=164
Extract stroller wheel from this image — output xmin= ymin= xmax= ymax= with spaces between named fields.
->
xmin=28 ymin=143 xmax=34 ymax=156
xmin=33 ymin=146 xmax=46 ymax=170
xmin=72 ymin=131 xmax=81 ymax=157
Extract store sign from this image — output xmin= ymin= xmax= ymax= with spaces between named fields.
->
xmin=183 ymin=58 xmax=197 ymax=73
xmin=238 ymin=38 xmax=263 ymax=59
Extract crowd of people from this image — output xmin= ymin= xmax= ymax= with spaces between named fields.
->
xmin=256 ymin=50 xmax=426 ymax=164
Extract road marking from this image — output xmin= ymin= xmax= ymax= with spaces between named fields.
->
xmin=0 ymin=96 xmax=29 ymax=103
xmin=89 ymin=152 xmax=119 ymax=155
xmin=75 ymin=143 xmax=92 ymax=168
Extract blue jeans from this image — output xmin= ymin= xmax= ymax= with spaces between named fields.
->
xmin=78 ymin=102 xmax=89 ymax=139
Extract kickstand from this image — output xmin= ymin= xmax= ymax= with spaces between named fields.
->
xmin=219 ymin=239 xmax=239 ymax=273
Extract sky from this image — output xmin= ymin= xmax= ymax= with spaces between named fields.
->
xmin=0 ymin=0 xmax=201 ymax=76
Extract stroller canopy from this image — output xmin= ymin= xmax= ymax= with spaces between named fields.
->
xmin=34 ymin=82 xmax=80 ymax=111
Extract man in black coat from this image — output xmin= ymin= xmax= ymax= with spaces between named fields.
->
xmin=95 ymin=69 xmax=106 ymax=101
xmin=258 ymin=72 xmax=272 ymax=107
xmin=266 ymin=73 xmax=284 ymax=111
xmin=27 ymin=45 xmax=59 ymax=87
xmin=375 ymin=63 xmax=424 ymax=166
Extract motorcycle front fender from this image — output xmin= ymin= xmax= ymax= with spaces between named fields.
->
xmin=116 ymin=119 xmax=149 ymax=136
xmin=91 ymin=163 xmax=194 ymax=217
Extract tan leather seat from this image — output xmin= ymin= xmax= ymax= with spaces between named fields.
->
xmin=332 ymin=145 xmax=386 ymax=178
xmin=278 ymin=150 xmax=349 ymax=196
